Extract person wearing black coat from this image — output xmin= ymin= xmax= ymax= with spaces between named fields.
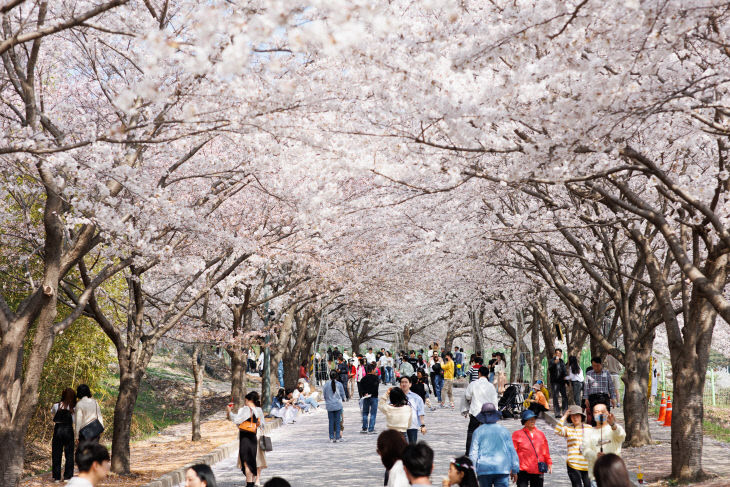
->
xmin=548 ymin=348 xmax=569 ymax=415
xmin=359 ymin=364 xmax=381 ymax=433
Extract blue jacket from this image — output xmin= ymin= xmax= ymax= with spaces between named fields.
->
xmin=323 ymin=380 xmax=346 ymax=411
xmin=469 ymin=423 xmax=520 ymax=476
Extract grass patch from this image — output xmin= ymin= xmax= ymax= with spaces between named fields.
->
xmin=704 ymin=420 xmax=730 ymax=444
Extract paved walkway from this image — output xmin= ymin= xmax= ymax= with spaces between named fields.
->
xmin=203 ymin=385 xmax=574 ymax=487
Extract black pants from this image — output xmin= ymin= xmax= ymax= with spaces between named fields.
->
xmin=52 ymin=423 xmax=74 ymax=480
xmin=516 ymin=471 xmax=543 ymax=487
xmin=551 ymin=381 xmax=568 ymax=413
xmin=528 ymin=403 xmax=548 ymax=416
xmin=566 ymin=465 xmax=590 ymax=487
xmin=465 ymin=414 xmax=481 ymax=455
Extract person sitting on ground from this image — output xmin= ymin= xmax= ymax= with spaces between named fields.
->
xmin=292 ymin=380 xmax=319 ymax=412
xmin=269 ymin=389 xmax=287 ymax=419
xmin=65 ymin=441 xmax=110 ymax=487
xmin=402 ymin=441 xmax=435 ymax=486
xmin=582 ymin=404 xmax=626 ymax=482
xmin=442 ymin=456 xmax=479 ymax=487
xmin=379 ymin=386 xmax=412 ymax=434
xmin=469 ymin=403 xmax=519 ymax=487
xmin=512 ymin=410 xmax=552 ymax=487
xmin=263 ymin=478 xmax=291 ymax=487
xmin=185 ymin=464 xmax=217 ymax=487
xmin=593 ymin=453 xmax=631 ymax=487
xmin=377 ymin=429 xmax=409 ymax=487
xmin=555 ymin=405 xmax=592 ymax=487
xmin=526 ymin=382 xmax=550 ymax=417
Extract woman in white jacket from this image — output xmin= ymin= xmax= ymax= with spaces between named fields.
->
xmin=74 ymin=384 xmax=104 ymax=443
xmin=378 ymin=387 xmax=412 ymax=434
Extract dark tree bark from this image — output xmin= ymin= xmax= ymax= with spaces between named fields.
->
xmin=192 ymin=345 xmax=204 ymax=441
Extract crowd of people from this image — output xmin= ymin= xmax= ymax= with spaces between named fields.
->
xmin=52 ymin=346 xmax=630 ymax=487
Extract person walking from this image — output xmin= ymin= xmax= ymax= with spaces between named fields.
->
xmin=442 ymin=352 xmax=456 ymax=408
xmin=468 ymin=403 xmax=519 ymax=487
xmin=494 ymin=353 xmax=507 ymax=396
xmin=227 ymin=391 xmax=264 ymax=487
xmin=377 ymin=429 xmax=409 ymax=487
xmin=65 ymin=442 xmax=110 ymax=487
xmin=430 ymin=354 xmax=445 ymax=405
xmin=555 ymin=405 xmax=592 ymax=487
xmin=74 ymin=384 xmax=104 ymax=443
xmin=512 ymin=410 xmax=552 ymax=487
xmin=379 ymin=387 xmax=413 ymax=435
xmin=336 ymin=356 xmax=350 ymax=400
xmin=461 ymin=366 xmax=498 ymax=455
xmin=399 ymin=375 xmax=427 ymax=444
xmin=412 ymin=370 xmax=435 ymax=411
xmin=468 ymin=356 xmax=481 ymax=383
xmin=454 ymin=347 xmax=464 ymax=378
xmin=51 ymin=388 xmax=76 ymax=482
xmin=548 ymin=349 xmax=568 ymax=415
xmin=323 ymin=370 xmax=347 ymax=442
xmin=443 ymin=456 xmax=479 ymax=487
xmin=566 ymin=356 xmax=584 ymax=406
xmin=583 ymin=357 xmax=617 ymax=423
xmin=360 ymin=363 xmax=381 ymax=434
xmin=582 ymin=403 xmax=626 ymax=482
xmin=185 ymin=464 xmax=218 ymax=487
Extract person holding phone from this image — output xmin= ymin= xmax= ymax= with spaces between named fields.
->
xmin=581 ymin=403 xmax=626 ymax=483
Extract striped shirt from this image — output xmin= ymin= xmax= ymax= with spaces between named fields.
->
xmin=554 ymin=418 xmax=591 ymax=471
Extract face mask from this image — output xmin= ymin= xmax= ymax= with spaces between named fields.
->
xmin=298 ymin=387 xmax=304 ymax=392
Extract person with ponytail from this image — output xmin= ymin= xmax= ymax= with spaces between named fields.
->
xmin=324 ymin=369 xmax=346 ymax=442
xmin=443 ymin=456 xmax=479 ymax=487
xmin=51 ymin=388 xmax=76 ymax=481
xmin=227 ymin=391 xmax=264 ymax=487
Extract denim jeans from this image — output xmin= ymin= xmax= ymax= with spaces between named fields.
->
xmin=328 ymin=409 xmax=343 ymax=440
xmin=277 ymin=362 xmax=285 ymax=388
xmin=570 ymin=381 xmax=583 ymax=406
xmin=406 ymin=428 xmax=418 ymax=444
xmin=478 ymin=474 xmax=510 ymax=487
xmin=361 ymin=396 xmax=378 ymax=431
xmin=434 ymin=374 xmax=444 ymax=402
xmin=304 ymin=397 xmax=319 ymax=410
xmin=385 ymin=366 xmax=394 ymax=384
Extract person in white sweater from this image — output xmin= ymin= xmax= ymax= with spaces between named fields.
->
xmin=378 ymin=387 xmax=413 ymax=433
xmin=74 ymin=384 xmax=104 ymax=442
xmin=581 ymin=403 xmax=626 ymax=480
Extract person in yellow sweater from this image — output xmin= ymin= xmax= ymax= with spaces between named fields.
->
xmin=442 ymin=352 xmax=456 ymax=409
xmin=555 ymin=405 xmax=592 ymax=487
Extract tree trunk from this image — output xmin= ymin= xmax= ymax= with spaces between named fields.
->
xmin=228 ymin=347 xmax=247 ymax=409
xmin=668 ymin=296 xmax=715 ymax=481
xmin=509 ymin=341 xmax=518 ymax=383
xmin=621 ymin=337 xmax=653 ymax=446
xmin=111 ymin=366 xmax=144 ymax=475
xmin=0 ymin=429 xmax=25 ymax=487
xmin=530 ymin=320 xmax=542 ymax=385
xmin=191 ymin=345 xmax=204 ymax=442
xmin=470 ymin=309 xmax=484 ymax=357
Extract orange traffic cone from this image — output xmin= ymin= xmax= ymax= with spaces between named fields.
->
xmin=663 ymin=396 xmax=672 ymax=427
xmin=657 ymin=393 xmax=666 ymax=423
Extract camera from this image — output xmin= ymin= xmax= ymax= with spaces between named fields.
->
xmin=596 ymin=414 xmax=605 ymax=423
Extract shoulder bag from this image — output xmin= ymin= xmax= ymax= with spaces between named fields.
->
xmin=79 ymin=401 xmax=104 ymax=441
xmin=523 ymin=430 xmax=549 ymax=474
xmin=238 ymin=408 xmax=260 ymax=434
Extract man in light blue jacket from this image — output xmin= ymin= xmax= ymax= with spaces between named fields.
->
xmin=468 ymin=402 xmax=519 ymax=487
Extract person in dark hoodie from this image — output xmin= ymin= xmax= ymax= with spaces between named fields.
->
xmin=360 ymin=363 xmax=381 ymax=434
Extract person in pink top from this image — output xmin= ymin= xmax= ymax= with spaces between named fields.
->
xmin=512 ymin=410 xmax=552 ymax=487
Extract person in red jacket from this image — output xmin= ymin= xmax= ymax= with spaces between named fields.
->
xmin=512 ymin=410 xmax=552 ymax=487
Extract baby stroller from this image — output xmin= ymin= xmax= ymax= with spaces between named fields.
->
xmin=498 ymin=383 xmax=525 ymax=419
